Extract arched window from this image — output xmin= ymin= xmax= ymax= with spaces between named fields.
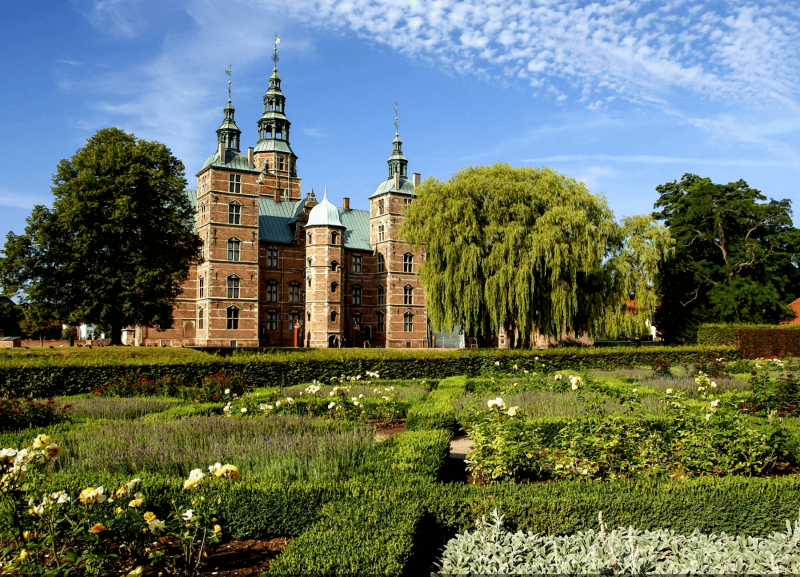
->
xmin=378 ymin=224 xmax=385 ymax=242
xmin=330 ymin=281 xmax=338 ymax=293
xmin=330 ymin=310 xmax=338 ymax=323
xmin=267 ymin=280 xmax=278 ymax=302
xmin=331 ymin=231 xmax=338 ymax=245
xmin=330 ymin=261 xmax=338 ymax=272
xmin=377 ymin=312 xmax=385 ymax=332
xmin=227 ymin=239 xmax=240 ymax=261
xmin=377 ymin=253 xmax=385 ymax=273
xmin=404 ymin=284 xmax=413 ymax=305
xmin=352 ymin=254 xmax=362 ymax=273
xmin=403 ymin=253 xmax=413 ymax=273
xmin=198 ymin=306 xmax=204 ymax=330
xmin=403 ymin=312 xmax=413 ymax=332
xmin=198 ymin=276 xmax=204 ymax=298
xmin=226 ymin=306 xmax=240 ymax=330
xmin=377 ymin=284 xmax=385 ymax=305
xmin=228 ymin=202 xmax=241 ymax=225
xmin=352 ymin=285 xmax=362 ymax=305
xmin=227 ymin=276 xmax=240 ymax=298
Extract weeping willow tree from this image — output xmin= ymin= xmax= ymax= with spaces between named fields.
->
xmin=400 ymin=164 xmax=673 ymax=340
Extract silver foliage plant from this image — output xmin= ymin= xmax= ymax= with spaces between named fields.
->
xmin=433 ymin=509 xmax=800 ymax=575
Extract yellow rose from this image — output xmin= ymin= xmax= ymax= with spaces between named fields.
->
xmin=214 ymin=524 xmax=222 ymax=535
xmin=127 ymin=567 xmax=144 ymax=576
xmin=89 ymin=523 xmax=105 ymax=533
xmin=143 ymin=511 xmax=157 ymax=523
xmin=148 ymin=519 xmax=166 ymax=533
xmin=220 ymin=464 xmax=240 ymax=481
xmin=32 ymin=434 xmax=51 ymax=450
xmin=128 ymin=498 xmax=143 ymax=508
xmin=115 ymin=507 xmax=123 ymax=514
xmin=18 ymin=549 xmax=29 ymax=561
xmin=44 ymin=444 xmax=61 ymax=459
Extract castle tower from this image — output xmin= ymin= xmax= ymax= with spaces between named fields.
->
xmin=368 ymin=105 xmax=427 ymax=347
xmin=253 ymin=35 xmax=301 ymax=202
xmin=194 ymin=67 xmax=260 ymax=347
xmin=305 ymin=189 xmax=346 ymax=347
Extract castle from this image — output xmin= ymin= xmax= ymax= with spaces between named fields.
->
xmin=123 ymin=47 xmax=428 ymax=348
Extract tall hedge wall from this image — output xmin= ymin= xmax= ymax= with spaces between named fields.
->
xmin=0 ymin=346 xmax=737 ymax=397
xmin=698 ymin=324 xmax=800 ymax=358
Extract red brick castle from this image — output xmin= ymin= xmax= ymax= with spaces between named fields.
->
xmin=124 ymin=46 xmax=428 ymax=348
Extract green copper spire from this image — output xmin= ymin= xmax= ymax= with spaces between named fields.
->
xmin=387 ymin=100 xmax=408 ymax=178
xmin=256 ymin=33 xmax=294 ymax=154
xmin=216 ymin=63 xmax=241 ymax=152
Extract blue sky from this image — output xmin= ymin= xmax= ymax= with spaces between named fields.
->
xmin=1 ymin=0 xmax=799 ymax=239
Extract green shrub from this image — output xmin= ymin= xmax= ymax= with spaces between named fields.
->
xmin=0 ymin=396 xmax=70 ymax=431
xmin=697 ymin=324 xmax=744 ymax=346
xmin=358 ymin=429 xmax=451 ymax=480
xmin=406 ymin=402 xmax=459 ymax=434
xmin=0 ymin=346 xmax=737 ymax=397
xmin=698 ymin=324 xmax=800 ymax=358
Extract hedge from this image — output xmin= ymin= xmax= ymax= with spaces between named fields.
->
xmin=406 ymin=376 xmax=467 ymax=435
xmin=698 ymin=324 xmax=800 ymax=358
xmin=1 ymin=346 xmax=737 ymax=398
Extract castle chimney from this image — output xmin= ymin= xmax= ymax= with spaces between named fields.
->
xmin=247 ymin=147 xmax=254 ymax=167
xmin=394 ymin=171 xmax=400 ymax=190
xmin=412 ymin=173 xmax=421 ymax=189
xmin=218 ymin=142 xmax=225 ymax=164
xmin=342 ymin=197 xmax=350 ymax=210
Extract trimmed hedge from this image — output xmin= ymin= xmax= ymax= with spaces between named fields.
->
xmin=406 ymin=376 xmax=467 ymax=435
xmin=698 ymin=324 xmax=800 ymax=358
xmin=2 ymin=346 xmax=737 ymax=398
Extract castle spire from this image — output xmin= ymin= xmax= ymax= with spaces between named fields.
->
xmin=216 ymin=63 xmax=241 ymax=153
xmin=387 ymin=100 xmax=408 ymax=179
xmin=256 ymin=33 xmax=294 ymax=153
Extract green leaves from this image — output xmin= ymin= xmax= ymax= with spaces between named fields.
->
xmin=402 ymin=164 xmax=672 ymax=340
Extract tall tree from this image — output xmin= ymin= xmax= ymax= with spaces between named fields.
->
xmin=0 ymin=128 xmax=201 ymax=344
xmin=653 ymin=174 xmax=800 ymax=343
xmin=400 ymin=163 xmax=673 ymax=340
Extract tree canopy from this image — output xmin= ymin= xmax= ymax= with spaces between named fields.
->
xmin=400 ymin=163 xmax=673 ymax=340
xmin=653 ymin=174 xmax=800 ymax=343
xmin=0 ymin=127 xmax=201 ymax=344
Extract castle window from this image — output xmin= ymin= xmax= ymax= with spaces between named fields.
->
xmin=307 ymin=232 xmax=313 ymax=244
xmin=404 ymin=198 xmax=412 ymax=207
xmin=307 ymin=277 xmax=311 ymax=287
xmin=289 ymin=282 xmax=300 ymax=303
xmin=377 ymin=284 xmax=385 ymax=305
xmin=279 ymin=188 xmax=286 ymax=198
xmin=228 ymin=202 xmax=241 ymax=225
xmin=227 ymin=276 xmax=240 ymax=298
xmin=377 ymin=312 xmax=385 ymax=332
xmin=288 ymin=312 xmax=300 ymax=331
xmin=279 ymin=157 xmax=285 ymax=170
xmin=226 ymin=306 xmax=239 ymax=330
xmin=267 ymin=248 xmax=278 ymax=267
xmin=353 ymin=312 xmax=362 ymax=327
xmin=199 ymin=241 xmax=204 ymax=262
xmin=229 ymin=174 xmax=241 ymax=193
xmin=227 ymin=239 xmax=240 ymax=261
xmin=378 ymin=225 xmax=385 ymax=242
xmin=378 ymin=253 xmax=385 ymax=273
xmin=330 ymin=282 xmax=338 ymax=294
xmin=267 ymin=280 xmax=278 ymax=302
xmin=404 ymin=312 xmax=413 ymax=332
xmin=378 ymin=199 xmax=385 ymax=215
xmin=330 ymin=310 xmax=338 ymax=323
xmin=200 ymin=202 xmax=206 ymax=220
xmin=404 ymin=284 xmax=413 ymax=305
xmin=198 ymin=276 xmax=204 ymax=298
xmin=352 ymin=285 xmax=362 ymax=305
xmin=266 ymin=311 xmax=278 ymax=331
xmin=331 ymin=231 xmax=338 ymax=245
xmin=352 ymin=254 xmax=362 ymax=273
xmin=403 ymin=253 xmax=413 ymax=273
xmin=198 ymin=307 xmax=204 ymax=330
xmin=330 ymin=261 xmax=338 ymax=272
xmin=276 ymin=129 xmax=282 ymax=139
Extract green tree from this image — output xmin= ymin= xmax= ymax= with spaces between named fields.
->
xmin=19 ymin=302 xmax=61 ymax=347
xmin=400 ymin=163 xmax=673 ymax=340
xmin=0 ymin=128 xmax=201 ymax=345
xmin=0 ymin=299 xmax=22 ymax=338
xmin=653 ymin=174 xmax=800 ymax=343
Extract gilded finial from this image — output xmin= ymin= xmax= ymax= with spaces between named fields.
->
xmin=272 ymin=32 xmax=281 ymax=72
xmin=225 ymin=62 xmax=232 ymax=102
xmin=394 ymin=100 xmax=399 ymax=136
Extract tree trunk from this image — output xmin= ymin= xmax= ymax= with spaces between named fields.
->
xmin=109 ymin=323 xmax=123 ymax=346
xmin=40 ymin=334 xmax=44 ymax=347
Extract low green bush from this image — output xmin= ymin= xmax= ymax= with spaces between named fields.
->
xmin=0 ymin=396 xmax=71 ymax=431
xmin=406 ymin=376 xmax=466 ymax=434
xmin=0 ymin=346 xmax=736 ymax=397
xmin=358 ymin=429 xmax=451 ymax=480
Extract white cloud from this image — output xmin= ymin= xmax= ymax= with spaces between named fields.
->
xmin=0 ymin=188 xmax=52 ymax=210
xmin=521 ymin=154 xmax=797 ymax=168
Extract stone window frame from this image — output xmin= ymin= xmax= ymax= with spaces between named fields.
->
xmin=403 ymin=253 xmax=413 ymax=273
xmin=228 ymin=174 xmax=242 ymax=193
xmin=266 ymin=280 xmax=279 ymax=302
xmin=377 ymin=253 xmax=385 ymax=272
xmin=377 ymin=311 xmax=385 ymax=332
xmin=266 ymin=310 xmax=278 ymax=331
xmin=226 ymin=306 xmax=240 ymax=330
xmin=403 ymin=284 xmax=413 ymax=305
xmin=378 ymin=224 xmax=385 ymax=242
xmin=198 ymin=275 xmax=204 ymax=298
xmin=330 ymin=281 xmax=338 ymax=294
xmin=288 ymin=281 xmax=301 ymax=303
xmin=331 ymin=231 xmax=339 ymax=245
xmin=403 ymin=311 xmax=413 ymax=332
xmin=352 ymin=254 xmax=362 ymax=273
xmin=228 ymin=201 xmax=242 ymax=225
xmin=378 ymin=199 xmax=385 ymax=215
xmin=352 ymin=285 xmax=362 ymax=305
xmin=227 ymin=237 xmax=241 ymax=261
xmin=330 ymin=260 xmax=339 ymax=272
xmin=377 ymin=284 xmax=385 ymax=305
xmin=267 ymin=247 xmax=279 ymax=268
xmin=227 ymin=275 xmax=240 ymax=298
xmin=197 ymin=306 xmax=204 ymax=330
xmin=330 ymin=310 xmax=338 ymax=323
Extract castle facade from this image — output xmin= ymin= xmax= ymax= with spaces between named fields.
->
xmin=123 ymin=57 xmax=429 ymax=348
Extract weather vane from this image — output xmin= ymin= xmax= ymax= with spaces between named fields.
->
xmin=225 ymin=62 xmax=232 ymax=101
xmin=272 ymin=32 xmax=281 ymax=71
xmin=394 ymin=100 xmax=399 ymax=135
